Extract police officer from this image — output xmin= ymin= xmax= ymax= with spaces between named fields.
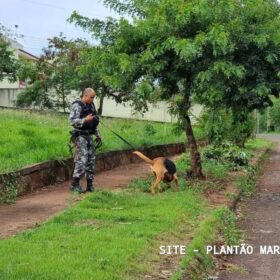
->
xmin=69 ymin=88 xmax=101 ymax=193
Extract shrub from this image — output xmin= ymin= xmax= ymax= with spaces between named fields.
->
xmin=198 ymin=109 xmax=255 ymax=147
xmin=143 ymin=123 xmax=156 ymax=136
xmin=202 ymin=142 xmax=250 ymax=169
xmin=0 ymin=173 xmax=19 ymax=204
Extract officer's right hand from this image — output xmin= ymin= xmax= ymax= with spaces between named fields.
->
xmin=84 ymin=114 xmax=94 ymax=122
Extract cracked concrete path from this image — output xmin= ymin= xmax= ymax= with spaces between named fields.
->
xmin=219 ymin=135 xmax=280 ymax=280
xmin=0 ymin=155 xmax=177 ymax=238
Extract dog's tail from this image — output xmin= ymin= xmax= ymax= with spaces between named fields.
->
xmin=133 ymin=151 xmax=153 ymax=164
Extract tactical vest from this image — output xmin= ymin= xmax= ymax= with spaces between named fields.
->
xmin=72 ymin=100 xmax=99 ymax=132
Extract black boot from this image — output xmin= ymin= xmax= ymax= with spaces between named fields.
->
xmin=86 ymin=179 xmax=94 ymax=192
xmin=70 ymin=177 xmax=86 ymax=194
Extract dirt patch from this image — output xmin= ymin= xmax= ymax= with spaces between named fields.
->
xmin=0 ymin=156 xmax=177 ymax=238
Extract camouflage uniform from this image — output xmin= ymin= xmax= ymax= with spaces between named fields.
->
xmin=69 ymin=102 xmax=100 ymax=190
xmin=73 ymin=135 xmax=95 ymax=181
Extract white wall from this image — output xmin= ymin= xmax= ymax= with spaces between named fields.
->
xmin=95 ymin=97 xmax=203 ymax=123
xmin=0 ymin=88 xmax=23 ymax=107
xmin=0 ymin=89 xmax=203 ymax=124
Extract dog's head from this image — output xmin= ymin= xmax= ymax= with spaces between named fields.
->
xmin=164 ymin=172 xmax=173 ymax=182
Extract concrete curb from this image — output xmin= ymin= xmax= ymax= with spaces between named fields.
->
xmin=0 ymin=142 xmax=186 ymax=196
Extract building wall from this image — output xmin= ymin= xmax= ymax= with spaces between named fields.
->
xmin=0 ymin=90 xmax=203 ymax=123
xmin=94 ymin=97 xmax=203 ymax=123
xmin=0 ymin=88 xmax=23 ymax=107
xmin=0 ymin=78 xmax=18 ymax=89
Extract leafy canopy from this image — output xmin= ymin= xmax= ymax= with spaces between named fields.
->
xmin=0 ymin=24 xmax=19 ymax=82
xmin=69 ymin=0 xmax=280 ymax=117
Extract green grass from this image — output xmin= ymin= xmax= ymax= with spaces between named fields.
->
xmin=0 ymin=108 xmax=198 ymax=173
xmin=0 ymin=138 xmax=269 ymax=279
xmin=0 ymin=188 xmax=208 ymax=280
xmin=171 ymin=208 xmax=240 ymax=280
xmin=245 ymin=138 xmax=273 ymax=150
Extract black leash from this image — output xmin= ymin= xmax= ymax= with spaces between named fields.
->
xmin=94 ymin=138 xmax=103 ymax=150
xmin=100 ymin=119 xmax=135 ymax=149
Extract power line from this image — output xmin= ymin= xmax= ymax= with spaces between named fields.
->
xmin=20 ymin=0 xmax=78 ymax=12
xmin=19 ymin=0 xmax=111 ymax=20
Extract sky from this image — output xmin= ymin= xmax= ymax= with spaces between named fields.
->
xmin=0 ymin=0 xmax=119 ymax=55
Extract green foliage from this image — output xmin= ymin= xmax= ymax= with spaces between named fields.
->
xmin=128 ymin=177 xmax=153 ymax=193
xmin=245 ymin=138 xmax=272 ymax=150
xmin=0 ymin=173 xmax=19 ymax=204
xmin=258 ymin=98 xmax=280 ymax=132
xmin=17 ymin=34 xmax=88 ymax=111
xmin=143 ymin=123 xmax=156 ymax=136
xmin=75 ymin=47 xmax=130 ymax=114
xmin=202 ymin=143 xmax=250 ymax=169
xmin=70 ymin=0 xmax=280 ymax=114
xmin=231 ymin=111 xmax=255 ymax=147
xmin=199 ymin=108 xmax=255 ymax=147
xmin=198 ymin=108 xmax=232 ymax=145
xmin=0 ymin=25 xmax=19 ymax=82
xmin=172 ymin=207 xmax=240 ymax=280
xmin=269 ymin=99 xmax=280 ymax=131
xmin=236 ymin=166 xmax=260 ymax=197
xmin=69 ymin=0 xmax=280 ymax=175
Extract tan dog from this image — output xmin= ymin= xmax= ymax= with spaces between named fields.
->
xmin=133 ymin=151 xmax=178 ymax=194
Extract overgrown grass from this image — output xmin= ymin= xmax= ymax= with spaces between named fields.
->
xmin=0 ymin=187 xmax=209 ymax=280
xmin=0 ymin=138 xmax=271 ymax=279
xmin=0 ymin=108 xmax=201 ymax=173
xmin=0 ymin=116 xmax=272 ymax=280
xmin=245 ymin=137 xmax=273 ymax=150
xmin=171 ymin=208 xmax=240 ymax=280
xmin=171 ymin=138 xmax=272 ymax=280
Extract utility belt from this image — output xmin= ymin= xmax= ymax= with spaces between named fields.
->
xmin=68 ymin=129 xmax=102 ymax=155
xmin=70 ymin=129 xmax=94 ymax=143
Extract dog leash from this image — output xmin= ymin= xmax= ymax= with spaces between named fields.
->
xmin=99 ymin=119 xmax=135 ymax=149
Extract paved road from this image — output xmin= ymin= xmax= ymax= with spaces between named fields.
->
xmin=219 ymin=135 xmax=280 ymax=280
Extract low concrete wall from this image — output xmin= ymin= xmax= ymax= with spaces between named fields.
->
xmin=0 ymin=142 xmax=186 ymax=196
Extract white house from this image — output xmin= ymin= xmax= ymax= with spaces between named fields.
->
xmin=0 ymin=39 xmax=38 ymax=107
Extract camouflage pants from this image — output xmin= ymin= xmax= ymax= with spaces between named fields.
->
xmin=73 ymin=135 xmax=95 ymax=180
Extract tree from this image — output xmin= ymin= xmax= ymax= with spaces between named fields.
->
xmin=16 ymin=58 xmax=54 ymax=109
xmin=45 ymin=35 xmax=88 ymax=112
xmin=259 ymin=98 xmax=280 ymax=132
xmin=75 ymin=46 xmax=130 ymax=115
xmin=17 ymin=34 xmax=87 ymax=111
xmin=191 ymin=0 xmax=280 ymax=146
xmin=69 ymin=0 xmax=280 ymax=178
xmin=0 ymin=25 xmax=19 ymax=82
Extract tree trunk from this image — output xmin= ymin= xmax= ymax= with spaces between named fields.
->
xmin=185 ymin=114 xmax=205 ymax=179
xmin=98 ymin=93 xmax=104 ymax=115
xmin=62 ymin=90 xmax=66 ymax=113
